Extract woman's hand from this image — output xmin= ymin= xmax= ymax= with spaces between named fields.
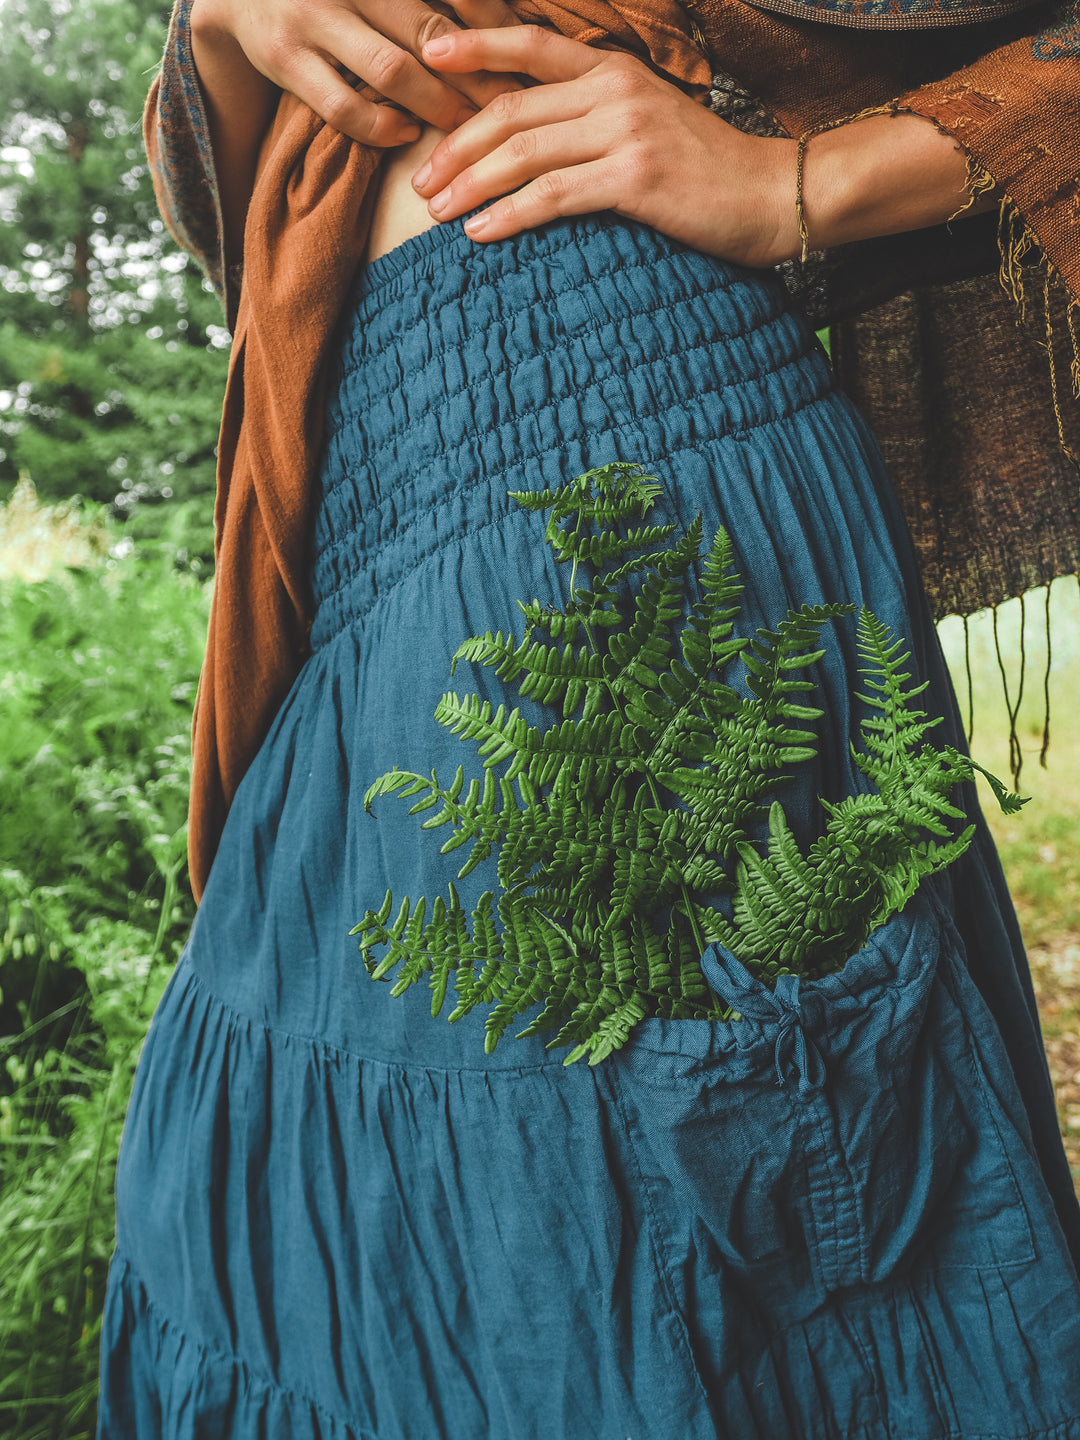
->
xmin=412 ymin=27 xmax=987 ymax=267
xmin=190 ymin=0 xmax=527 ymax=269
xmin=192 ymin=0 xmax=523 ymax=147
xmin=411 ymin=27 xmax=800 ymax=269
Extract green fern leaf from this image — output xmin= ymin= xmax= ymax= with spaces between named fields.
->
xmin=356 ymin=465 xmax=1025 ymax=1065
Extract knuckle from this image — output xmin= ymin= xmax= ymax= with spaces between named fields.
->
xmin=534 ymin=171 xmax=567 ymax=209
xmin=505 ymin=130 xmax=536 ymax=166
xmin=318 ymin=87 xmax=356 ymax=130
xmin=367 ymin=44 xmax=410 ymax=94
xmin=602 ymin=61 xmax=646 ymax=102
xmin=414 ymin=11 xmax=455 ymax=50
xmin=261 ymin=28 xmax=294 ymax=73
xmin=488 ymin=89 xmax=522 ymax=127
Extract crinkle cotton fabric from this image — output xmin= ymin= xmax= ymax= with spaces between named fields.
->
xmin=99 ymin=213 xmax=1080 ymax=1439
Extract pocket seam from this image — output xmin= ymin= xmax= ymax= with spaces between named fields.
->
xmin=932 ymin=956 xmax=1038 ymax=1271
xmin=605 ymin=1064 xmax=719 ymax=1416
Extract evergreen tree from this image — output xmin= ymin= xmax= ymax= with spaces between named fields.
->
xmin=0 ymin=0 xmax=227 ymax=553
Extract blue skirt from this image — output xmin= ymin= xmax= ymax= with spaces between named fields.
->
xmin=99 ymin=214 xmax=1080 ymax=1439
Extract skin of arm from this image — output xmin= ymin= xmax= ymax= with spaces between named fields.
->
xmin=411 ymin=27 xmax=994 ymax=269
xmin=189 ymin=4 xmax=280 ymax=267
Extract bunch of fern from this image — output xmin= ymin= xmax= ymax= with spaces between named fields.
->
xmin=354 ymin=463 xmax=1022 ymax=1066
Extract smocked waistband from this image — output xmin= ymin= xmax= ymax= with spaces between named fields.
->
xmin=308 ymin=212 xmax=830 ymax=650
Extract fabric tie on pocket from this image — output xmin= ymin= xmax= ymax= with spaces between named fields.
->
xmin=700 ymin=945 xmax=827 ymax=1095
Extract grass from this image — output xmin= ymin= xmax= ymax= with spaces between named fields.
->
xmin=0 ymin=485 xmax=208 ymax=1439
xmin=939 ymin=577 xmax=1080 ymax=1184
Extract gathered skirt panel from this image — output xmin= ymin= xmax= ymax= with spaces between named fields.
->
xmin=99 ymin=213 xmax=1080 ymax=1439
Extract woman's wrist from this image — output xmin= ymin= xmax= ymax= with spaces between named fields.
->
xmin=738 ymin=136 xmax=800 ymax=270
xmin=771 ymin=112 xmax=991 ymax=264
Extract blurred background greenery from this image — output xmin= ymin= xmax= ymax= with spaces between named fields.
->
xmin=0 ymin=1 xmax=1078 ymax=1436
xmin=0 ymin=0 xmax=226 ymax=561
xmin=0 ymin=1 xmax=221 ymax=1433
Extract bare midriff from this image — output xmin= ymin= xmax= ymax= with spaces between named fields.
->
xmin=363 ymin=125 xmax=448 ymax=265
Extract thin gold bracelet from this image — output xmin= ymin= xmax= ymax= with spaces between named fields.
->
xmin=795 ymin=131 xmax=812 ymax=264
xmin=795 ymin=105 xmax=900 ymax=264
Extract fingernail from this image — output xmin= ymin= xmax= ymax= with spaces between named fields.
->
xmin=412 ymin=161 xmax=432 ymax=191
xmin=464 ymin=211 xmax=491 ymax=237
xmin=429 ymin=188 xmax=451 ymax=216
xmin=423 ymin=36 xmax=452 ymax=58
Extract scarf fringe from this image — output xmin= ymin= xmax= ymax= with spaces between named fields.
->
xmin=991 ymin=595 xmax=1026 ymax=787
xmin=767 ymin=119 xmax=1069 ymax=791
xmin=948 ymin=153 xmax=998 ymax=224
xmin=996 ymin=194 xmax=1080 ymax=467
xmin=791 ymin=133 xmax=1075 ymax=791
xmin=972 ymin=197 xmax=1077 ymax=789
xmin=1040 ymin=583 xmax=1052 ymax=770
xmin=959 ymin=581 xmax=1059 ymax=793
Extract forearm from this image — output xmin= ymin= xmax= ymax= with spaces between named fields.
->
xmin=189 ymin=0 xmax=279 ymax=269
xmin=413 ymin=29 xmax=1000 ymax=271
xmin=776 ymin=111 xmax=992 ymax=264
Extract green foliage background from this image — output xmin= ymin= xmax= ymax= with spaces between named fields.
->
xmin=0 ymin=540 xmax=208 ymax=1437
xmin=0 ymin=0 xmax=228 ymax=559
xmin=0 ymin=0 xmax=222 ymax=1431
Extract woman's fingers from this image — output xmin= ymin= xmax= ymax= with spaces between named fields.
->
xmin=236 ymin=0 xmax=528 ymax=143
xmin=263 ymin=45 xmax=424 ymax=144
xmin=306 ymin=7 xmax=481 ymax=134
xmin=414 ymin=81 xmax=590 ymax=197
xmin=421 ymin=25 xmax=603 ymax=84
xmin=462 ymin=159 xmax=619 ymax=241
xmin=422 ymin=113 xmax=605 ymax=221
xmin=436 ymin=0 xmax=524 ymax=106
xmin=411 ymin=38 xmax=655 ymax=234
xmin=338 ymin=0 xmax=523 ymax=113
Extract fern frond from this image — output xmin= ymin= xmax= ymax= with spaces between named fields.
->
xmin=968 ymin=758 xmax=1029 ymax=816
xmin=509 ymin=461 xmax=662 ymax=524
xmin=357 ymin=466 xmax=1025 ymax=1066
xmin=433 ymin=694 xmax=529 ymax=768
xmin=681 ymin=523 xmax=746 ymax=677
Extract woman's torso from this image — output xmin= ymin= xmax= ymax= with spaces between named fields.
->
xmin=363 ymin=125 xmax=446 ymax=266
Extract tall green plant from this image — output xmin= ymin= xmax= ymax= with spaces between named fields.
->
xmin=0 ymin=543 xmax=207 ymax=1438
xmin=355 ymin=464 xmax=1023 ymax=1065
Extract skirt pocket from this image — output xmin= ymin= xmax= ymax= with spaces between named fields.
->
xmin=611 ymin=887 xmax=1038 ymax=1309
